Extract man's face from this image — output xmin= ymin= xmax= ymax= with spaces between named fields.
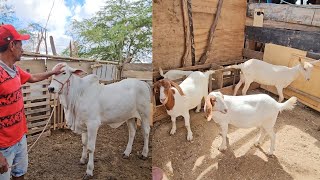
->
xmin=11 ymin=40 xmax=23 ymax=61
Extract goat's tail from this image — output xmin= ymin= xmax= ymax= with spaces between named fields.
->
xmin=159 ymin=67 xmax=165 ymax=78
xmin=279 ymin=96 xmax=297 ymax=112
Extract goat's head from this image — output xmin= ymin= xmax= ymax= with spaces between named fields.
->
xmin=153 ymin=79 xmax=184 ymax=105
xmin=298 ymin=57 xmax=317 ymax=81
xmin=204 ymin=91 xmax=228 ymax=121
xmin=48 ymin=63 xmax=86 ymax=94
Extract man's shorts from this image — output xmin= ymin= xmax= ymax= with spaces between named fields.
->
xmin=0 ymin=134 xmax=28 ymax=179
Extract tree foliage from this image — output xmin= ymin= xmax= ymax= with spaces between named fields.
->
xmin=69 ymin=0 xmax=152 ymax=63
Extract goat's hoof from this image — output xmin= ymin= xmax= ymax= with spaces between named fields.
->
xmin=218 ymin=147 xmax=227 ymax=151
xmin=170 ymin=129 xmax=176 ymax=135
xmin=138 ymin=155 xmax=148 ymax=160
xmin=122 ymin=154 xmax=130 ymax=159
xmin=80 ymin=158 xmax=87 ymax=165
xmin=254 ymin=142 xmax=260 ymax=147
xmin=82 ymin=174 xmax=92 ymax=180
xmin=187 ymin=133 xmax=193 ymax=141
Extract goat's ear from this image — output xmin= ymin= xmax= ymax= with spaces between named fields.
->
xmin=298 ymin=57 xmax=304 ymax=65
xmin=205 ymin=96 xmax=215 ymax=121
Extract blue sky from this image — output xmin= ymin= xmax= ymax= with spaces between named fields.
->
xmin=2 ymin=0 xmax=106 ymax=54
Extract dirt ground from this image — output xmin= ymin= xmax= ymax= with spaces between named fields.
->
xmin=25 ymin=123 xmax=152 ymax=180
xmin=152 ymin=89 xmax=320 ymax=180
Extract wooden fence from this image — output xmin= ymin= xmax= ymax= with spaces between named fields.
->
xmin=18 ymin=53 xmax=152 ymax=140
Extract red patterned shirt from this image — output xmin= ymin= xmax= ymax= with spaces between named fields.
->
xmin=0 ymin=64 xmax=30 ymax=147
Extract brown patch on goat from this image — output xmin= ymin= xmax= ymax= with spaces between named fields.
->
xmin=164 ymin=89 xmax=175 ymax=110
xmin=205 ymin=96 xmax=216 ymax=121
xmin=153 ymin=79 xmax=185 ymax=111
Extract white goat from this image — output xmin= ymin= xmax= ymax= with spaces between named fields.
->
xmin=154 ymin=70 xmax=214 ymax=141
xmin=204 ymin=91 xmax=297 ymax=155
xmin=231 ymin=58 xmax=316 ymax=102
xmin=159 ymin=67 xmax=193 ymax=80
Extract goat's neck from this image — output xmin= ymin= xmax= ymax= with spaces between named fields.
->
xmin=290 ymin=64 xmax=302 ymax=81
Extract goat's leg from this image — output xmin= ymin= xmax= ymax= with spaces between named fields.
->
xmin=80 ymin=132 xmax=88 ymax=164
xmin=254 ymin=128 xmax=266 ymax=146
xmin=84 ymin=123 xmax=99 ymax=178
xmin=123 ymin=118 xmax=137 ymax=159
xmin=183 ymin=113 xmax=193 ymax=141
xmin=170 ymin=116 xmax=177 ymax=135
xmin=233 ymin=75 xmax=244 ymax=96
xmin=265 ymin=128 xmax=276 ymax=156
xmin=195 ymin=103 xmax=201 ymax=113
xmin=242 ymin=80 xmax=252 ymax=95
xmin=218 ymin=124 xmax=228 ymax=151
xmin=276 ymin=86 xmax=284 ymax=102
xmin=140 ymin=114 xmax=150 ymax=160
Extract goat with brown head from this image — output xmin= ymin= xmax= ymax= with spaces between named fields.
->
xmin=204 ymin=91 xmax=228 ymax=121
xmin=153 ymin=79 xmax=185 ymax=110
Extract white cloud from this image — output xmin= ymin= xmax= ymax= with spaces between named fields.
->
xmin=7 ymin=0 xmax=107 ymax=54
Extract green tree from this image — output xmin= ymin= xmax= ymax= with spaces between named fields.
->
xmin=69 ymin=0 xmax=152 ymax=63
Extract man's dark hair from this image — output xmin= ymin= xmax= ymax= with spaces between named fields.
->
xmin=0 ymin=43 xmax=9 ymax=53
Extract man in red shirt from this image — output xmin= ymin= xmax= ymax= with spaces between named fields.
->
xmin=0 ymin=24 xmax=64 ymax=180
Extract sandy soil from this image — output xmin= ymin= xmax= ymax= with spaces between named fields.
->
xmin=25 ymin=123 xmax=152 ymax=180
xmin=152 ymin=89 xmax=320 ymax=180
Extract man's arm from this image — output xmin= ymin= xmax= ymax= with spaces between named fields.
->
xmin=27 ymin=64 xmax=65 ymax=83
xmin=0 ymin=152 xmax=8 ymax=174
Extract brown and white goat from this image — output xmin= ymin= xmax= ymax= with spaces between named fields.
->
xmin=154 ymin=71 xmax=214 ymax=141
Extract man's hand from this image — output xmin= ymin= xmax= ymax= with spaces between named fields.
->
xmin=0 ymin=152 xmax=8 ymax=174
xmin=51 ymin=63 xmax=65 ymax=75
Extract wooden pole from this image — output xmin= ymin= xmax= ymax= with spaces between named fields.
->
xmin=198 ymin=0 xmax=224 ymax=65
xmin=49 ymin=36 xmax=57 ymax=55
xmin=187 ymin=0 xmax=195 ymax=66
xmin=180 ymin=0 xmax=191 ymax=67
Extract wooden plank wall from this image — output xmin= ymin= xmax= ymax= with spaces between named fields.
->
xmin=153 ymin=0 xmax=247 ymax=70
xmin=193 ymin=0 xmax=246 ymax=65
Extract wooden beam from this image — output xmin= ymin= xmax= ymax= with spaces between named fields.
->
xmin=307 ymin=51 xmax=320 ymax=60
xmin=22 ymin=51 xmax=119 ymax=64
xmin=246 ymin=17 xmax=320 ymax=32
xmin=245 ymin=26 xmax=320 ymax=53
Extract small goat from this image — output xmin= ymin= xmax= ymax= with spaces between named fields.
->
xmin=231 ymin=58 xmax=316 ymax=102
xmin=205 ymin=91 xmax=297 ymax=155
xmin=159 ymin=67 xmax=193 ymax=80
xmin=154 ymin=70 xmax=214 ymax=141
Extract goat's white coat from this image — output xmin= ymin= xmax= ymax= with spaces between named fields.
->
xmin=205 ymin=91 xmax=297 ymax=155
xmin=48 ymin=63 xmax=151 ymax=177
xmin=159 ymin=70 xmax=214 ymax=141
xmin=159 ymin=67 xmax=193 ymax=80
xmin=232 ymin=59 xmax=315 ymax=102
